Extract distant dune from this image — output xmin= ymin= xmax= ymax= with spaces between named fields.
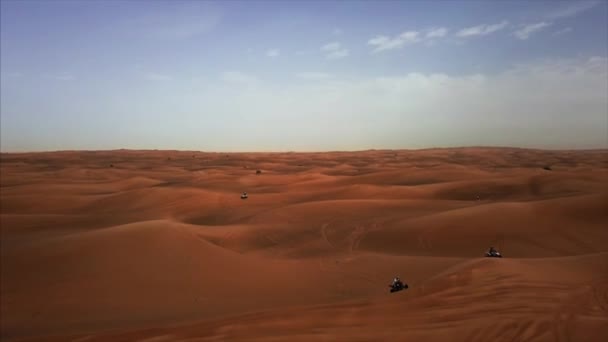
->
xmin=1 ymin=148 xmax=607 ymax=341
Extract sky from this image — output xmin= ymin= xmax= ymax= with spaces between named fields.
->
xmin=1 ymin=0 xmax=607 ymax=152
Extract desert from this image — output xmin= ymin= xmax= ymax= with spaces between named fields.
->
xmin=1 ymin=147 xmax=607 ymax=341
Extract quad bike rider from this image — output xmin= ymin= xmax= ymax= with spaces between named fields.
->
xmin=485 ymin=246 xmax=502 ymax=258
xmin=389 ymin=276 xmax=408 ymax=293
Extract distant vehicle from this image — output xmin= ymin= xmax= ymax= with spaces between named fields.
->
xmin=241 ymin=192 xmax=248 ymax=199
xmin=389 ymin=276 xmax=408 ymax=293
xmin=485 ymin=247 xmax=502 ymax=258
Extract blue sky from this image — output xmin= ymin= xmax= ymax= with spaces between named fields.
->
xmin=1 ymin=0 xmax=607 ymax=151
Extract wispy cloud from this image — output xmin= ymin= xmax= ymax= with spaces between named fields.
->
xmin=295 ymin=72 xmax=333 ymax=81
xmin=332 ymin=28 xmax=343 ymax=36
xmin=266 ymin=49 xmax=280 ymax=58
xmin=143 ymin=72 xmax=172 ymax=81
xmin=456 ymin=21 xmax=509 ymax=38
xmin=546 ymin=1 xmax=600 ymax=19
xmin=321 ymin=42 xmax=341 ymax=51
xmin=327 ymin=49 xmax=349 ymax=60
xmin=553 ymin=27 xmax=573 ymax=36
xmin=426 ymin=27 xmax=448 ymax=38
xmin=514 ymin=22 xmax=551 ymax=40
xmin=367 ymin=27 xmax=452 ymax=53
xmin=588 ymin=56 xmax=607 ymax=64
xmin=321 ymin=42 xmax=349 ymax=59
xmin=401 ymin=31 xmax=420 ymax=42
xmin=367 ymin=31 xmax=421 ymax=53
xmin=202 ymin=57 xmax=607 ymax=149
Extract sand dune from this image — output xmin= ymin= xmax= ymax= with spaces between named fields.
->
xmin=1 ymin=148 xmax=607 ymax=341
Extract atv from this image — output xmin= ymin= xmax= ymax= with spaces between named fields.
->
xmin=389 ymin=281 xmax=409 ymax=293
xmin=485 ymin=250 xmax=502 ymax=258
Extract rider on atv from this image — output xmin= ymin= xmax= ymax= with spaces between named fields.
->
xmin=392 ymin=276 xmax=403 ymax=288
xmin=486 ymin=246 xmax=502 ymax=257
xmin=389 ymin=276 xmax=407 ymax=293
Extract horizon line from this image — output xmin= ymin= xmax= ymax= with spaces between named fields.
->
xmin=2 ymin=145 xmax=607 ymax=155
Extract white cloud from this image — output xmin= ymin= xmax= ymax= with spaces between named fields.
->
xmin=588 ymin=56 xmax=608 ymax=66
xmin=553 ymin=27 xmax=573 ymax=36
xmin=266 ymin=49 xmax=280 ymax=58
xmin=546 ymin=1 xmax=600 ymax=19
xmin=514 ymin=22 xmax=551 ymax=40
xmin=368 ymin=36 xmax=396 ymax=51
xmin=367 ymin=30 xmax=421 ymax=53
xmin=220 ymin=71 xmax=257 ymax=85
xmin=426 ymin=27 xmax=448 ymax=38
xmin=456 ymin=20 xmax=509 ymax=37
xmin=295 ymin=72 xmax=333 ymax=80
xmin=321 ymin=42 xmax=341 ymax=51
xmin=200 ymin=57 xmax=607 ymax=149
xmin=143 ymin=72 xmax=172 ymax=81
xmin=588 ymin=56 xmax=604 ymax=62
xmin=367 ymin=28 xmax=449 ymax=53
xmin=326 ymin=49 xmax=350 ymax=60
xmin=320 ymin=42 xmax=349 ymax=59
xmin=400 ymin=31 xmax=421 ymax=42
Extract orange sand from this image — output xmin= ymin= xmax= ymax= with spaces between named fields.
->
xmin=1 ymin=148 xmax=607 ymax=341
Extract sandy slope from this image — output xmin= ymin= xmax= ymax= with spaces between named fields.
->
xmin=1 ymin=148 xmax=607 ymax=341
